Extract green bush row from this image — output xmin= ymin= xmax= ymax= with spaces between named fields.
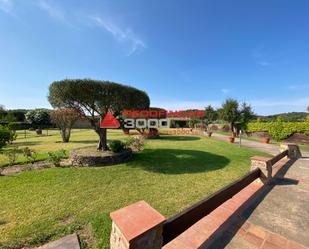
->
xmin=247 ymin=122 xmax=309 ymax=141
xmin=8 ymin=122 xmax=31 ymax=130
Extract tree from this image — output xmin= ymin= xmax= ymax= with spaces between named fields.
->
xmin=0 ymin=105 xmax=6 ymax=120
xmin=219 ymin=99 xmax=240 ymax=133
xmin=204 ymin=105 xmax=217 ymax=126
xmin=188 ymin=118 xmax=200 ymax=129
xmin=238 ymin=102 xmax=254 ymax=130
xmin=25 ymin=109 xmax=51 ymax=129
xmin=219 ymin=98 xmax=254 ymax=134
xmin=48 ymin=79 xmax=150 ymax=150
xmin=50 ymin=108 xmax=82 ymax=142
xmin=0 ymin=125 xmax=15 ymax=149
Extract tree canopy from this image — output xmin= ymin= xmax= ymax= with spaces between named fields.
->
xmin=48 ymin=79 xmax=150 ymax=150
xmin=219 ymin=98 xmax=254 ymax=134
xmin=25 ymin=109 xmax=51 ymax=129
xmin=204 ymin=105 xmax=217 ymax=126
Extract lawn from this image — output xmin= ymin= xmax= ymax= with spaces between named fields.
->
xmin=0 ymin=129 xmax=126 ymax=167
xmin=0 ymin=129 xmax=269 ymax=249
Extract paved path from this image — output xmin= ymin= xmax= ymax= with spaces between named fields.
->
xmin=217 ymin=157 xmax=309 ymax=249
xmin=164 ymin=157 xmax=309 ymax=249
xmin=212 ymin=133 xmax=309 ymax=157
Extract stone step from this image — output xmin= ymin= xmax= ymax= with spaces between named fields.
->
xmin=37 ymin=234 xmax=80 ymax=249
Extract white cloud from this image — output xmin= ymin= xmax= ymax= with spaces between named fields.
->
xmin=37 ymin=0 xmax=64 ymax=20
xmin=90 ymin=16 xmax=146 ymax=56
xmin=252 ymin=44 xmax=271 ymax=67
xmin=151 ymin=97 xmax=309 ymax=115
xmin=0 ymin=0 xmax=15 ymax=16
xmin=256 ymin=61 xmax=271 ymax=67
xmin=221 ymin=88 xmax=230 ymax=94
xmin=288 ymin=84 xmax=309 ymax=90
xmin=151 ymin=100 xmax=221 ymax=111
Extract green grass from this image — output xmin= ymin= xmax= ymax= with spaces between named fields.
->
xmin=0 ymin=129 xmax=269 ymax=249
xmin=0 ymin=129 xmax=126 ymax=167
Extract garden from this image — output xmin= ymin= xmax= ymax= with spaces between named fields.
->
xmin=0 ymin=79 xmax=308 ymax=249
xmin=0 ymin=128 xmax=269 ymax=249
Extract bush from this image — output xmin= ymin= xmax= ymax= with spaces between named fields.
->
xmin=8 ymin=122 xmax=30 ymax=131
xmin=109 ymin=140 xmax=126 ymax=153
xmin=23 ymin=147 xmax=37 ymax=164
xmin=126 ymin=136 xmax=145 ymax=152
xmin=0 ymin=125 xmax=15 ymax=149
xmin=247 ymin=121 xmax=309 ymax=141
xmin=47 ymin=150 xmax=67 ymax=167
xmin=3 ymin=146 xmax=19 ymax=165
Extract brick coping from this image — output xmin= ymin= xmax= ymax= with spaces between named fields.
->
xmin=163 ymin=182 xmax=263 ymax=249
xmin=110 ymin=200 xmax=166 ymax=242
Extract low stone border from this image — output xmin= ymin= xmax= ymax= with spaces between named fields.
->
xmin=69 ymin=147 xmax=132 ymax=167
xmin=0 ymin=161 xmax=54 ymax=176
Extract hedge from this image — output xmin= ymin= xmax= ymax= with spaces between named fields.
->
xmin=0 ymin=125 xmax=13 ymax=149
xmin=247 ymin=122 xmax=309 ymax=141
xmin=8 ymin=122 xmax=31 ymax=130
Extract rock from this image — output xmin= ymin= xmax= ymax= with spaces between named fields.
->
xmin=37 ymin=233 xmax=80 ymax=249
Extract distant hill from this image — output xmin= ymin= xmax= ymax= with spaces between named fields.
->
xmin=255 ymin=112 xmax=308 ymax=122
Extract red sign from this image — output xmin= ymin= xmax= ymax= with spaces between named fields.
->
xmin=100 ymin=112 xmax=120 ymax=128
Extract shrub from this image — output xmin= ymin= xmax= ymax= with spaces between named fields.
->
xmin=8 ymin=122 xmax=30 ymax=131
xmin=0 ymin=125 xmax=14 ymax=149
xmin=3 ymin=146 xmax=19 ymax=165
xmin=109 ymin=140 xmax=126 ymax=153
xmin=47 ymin=150 xmax=67 ymax=167
xmin=23 ymin=147 xmax=37 ymax=164
xmin=247 ymin=121 xmax=309 ymax=141
xmin=126 ymin=136 xmax=145 ymax=152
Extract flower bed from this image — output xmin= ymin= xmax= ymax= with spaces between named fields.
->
xmin=70 ymin=147 xmax=132 ymax=167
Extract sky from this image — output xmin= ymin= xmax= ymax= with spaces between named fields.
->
xmin=0 ymin=0 xmax=308 ymax=115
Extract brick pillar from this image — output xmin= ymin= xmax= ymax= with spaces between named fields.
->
xmin=250 ymin=156 xmax=272 ymax=184
xmin=110 ymin=200 xmax=166 ymax=249
xmin=280 ymin=143 xmax=302 ymax=159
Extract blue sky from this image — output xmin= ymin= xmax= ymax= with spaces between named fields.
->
xmin=0 ymin=0 xmax=308 ymax=115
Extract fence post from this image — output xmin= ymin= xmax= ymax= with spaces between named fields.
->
xmin=250 ymin=156 xmax=272 ymax=184
xmin=110 ymin=200 xmax=166 ymax=249
xmin=280 ymin=143 xmax=302 ymax=159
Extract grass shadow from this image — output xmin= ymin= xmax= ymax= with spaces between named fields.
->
xmin=12 ymin=141 xmax=42 ymax=147
xmin=128 ymin=149 xmax=229 ymax=174
xmin=159 ymin=135 xmax=201 ymax=141
xmin=0 ymin=220 xmax=7 ymax=226
xmin=62 ymin=140 xmax=98 ymax=144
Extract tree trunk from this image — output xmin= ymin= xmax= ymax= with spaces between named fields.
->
xmin=96 ymin=128 xmax=108 ymax=151
xmin=230 ymin=122 xmax=235 ymax=135
xmin=60 ymin=128 xmax=71 ymax=143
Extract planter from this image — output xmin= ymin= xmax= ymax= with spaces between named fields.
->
xmin=228 ymin=137 xmax=235 ymax=143
xmin=263 ymin=137 xmax=270 ymax=144
xmin=207 ymin=132 xmax=213 ymax=137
